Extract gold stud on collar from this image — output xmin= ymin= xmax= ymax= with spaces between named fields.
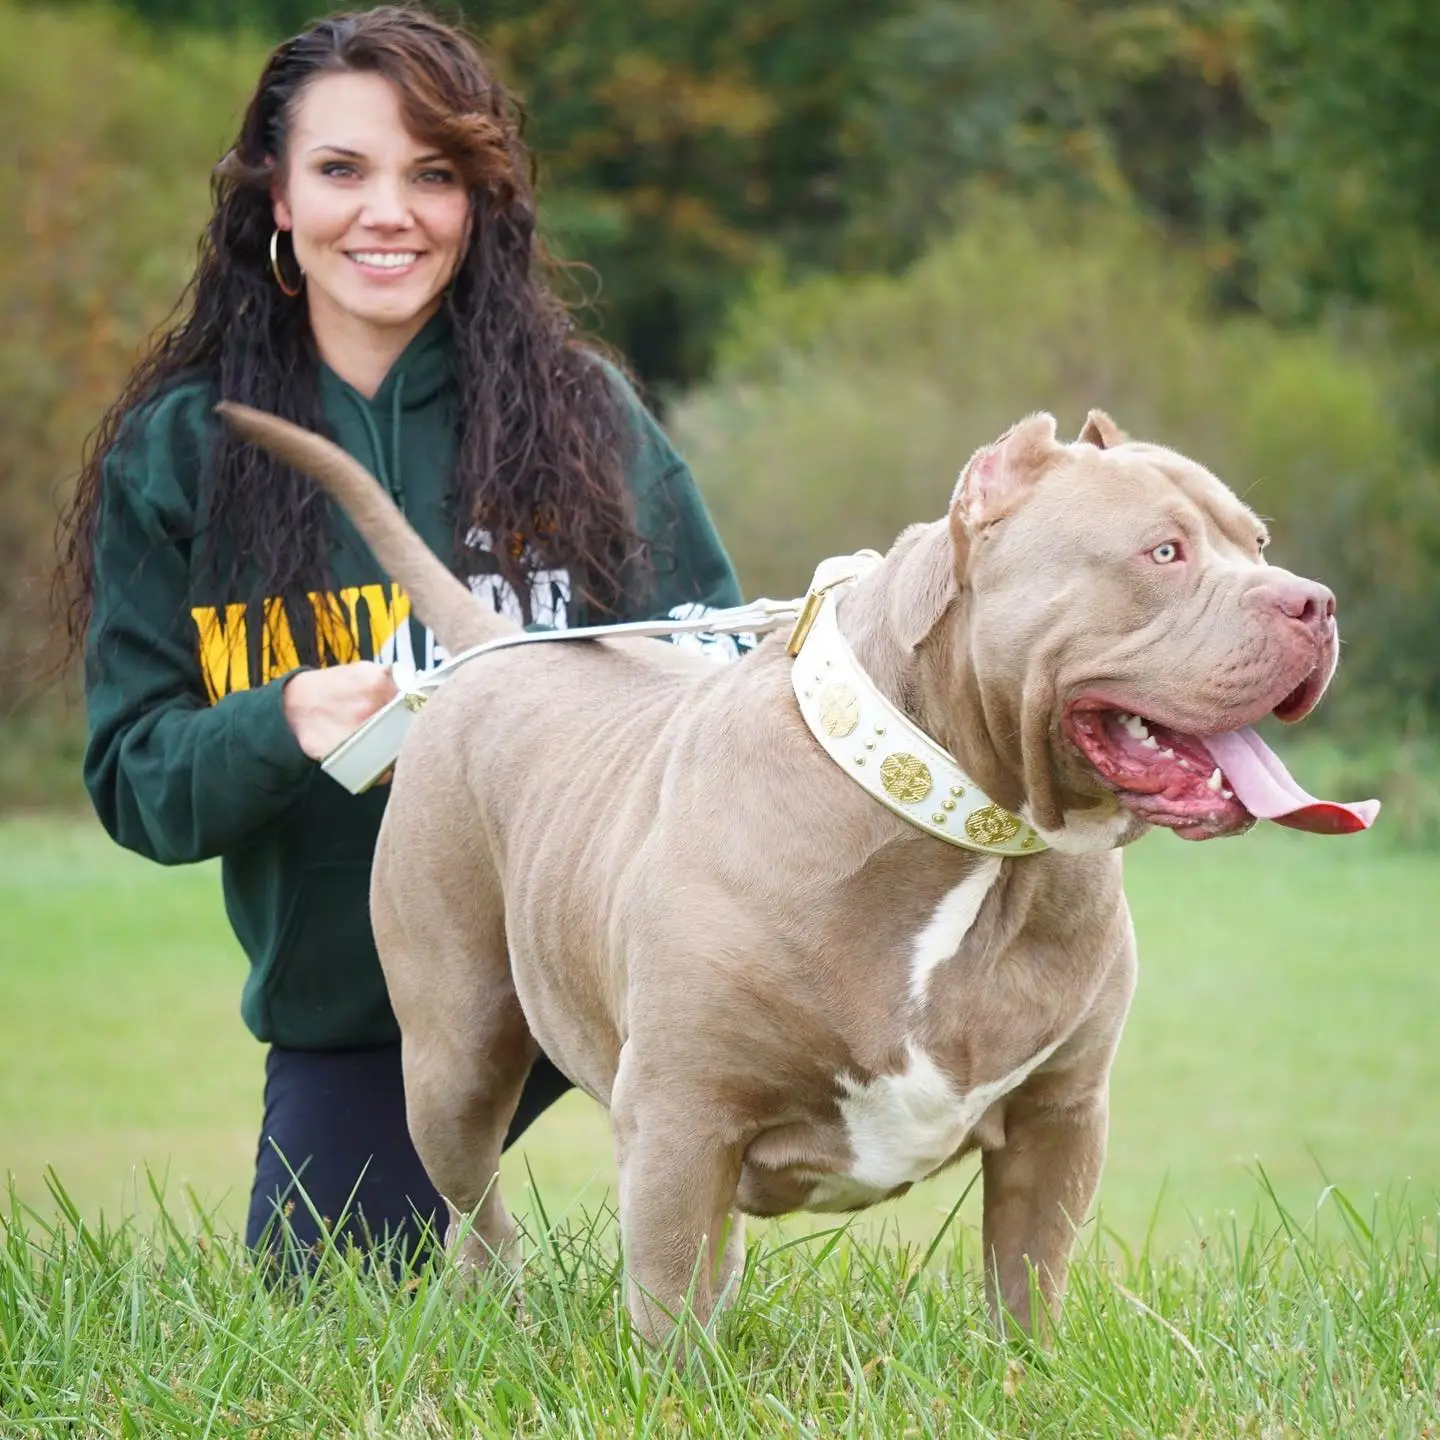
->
xmin=881 ymin=753 xmax=933 ymax=804
xmin=965 ymin=804 xmax=1023 ymax=848
xmin=788 ymin=573 xmax=1046 ymax=858
xmin=819 ymin=683 xmax=859 ymax=738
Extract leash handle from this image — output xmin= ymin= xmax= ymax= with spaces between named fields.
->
xmin=321 ymin=553 xmax=884 ymax=795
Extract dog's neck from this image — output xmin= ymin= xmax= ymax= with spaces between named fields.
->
xmin=793 ymin=574 xmax=1044 ymax=857
xmin=832 ymin=535 xmax=1097 ymax=837
xmin=837 ymin=548 xmax=1025 ymax=812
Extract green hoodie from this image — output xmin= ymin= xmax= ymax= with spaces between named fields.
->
xmin=84 ymin=315 xmax=744 ymax=1049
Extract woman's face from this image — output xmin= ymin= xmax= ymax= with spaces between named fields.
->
xmin=272 ymin=70 xmax=471 ymax=349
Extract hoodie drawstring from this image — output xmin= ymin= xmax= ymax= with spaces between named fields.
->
xmin=389 ymin=375 xmax=406 ymax=511
xmin=344 ymin=374 xmax=408 ymax=513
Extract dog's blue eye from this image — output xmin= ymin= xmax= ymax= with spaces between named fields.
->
xmin=1151 ymin=542 xmax=1181 ymax=565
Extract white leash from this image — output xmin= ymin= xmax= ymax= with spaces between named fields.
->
xmin=323 ymin=596 xmax=804 ymax=793
xmin=396 ymin=596 xmax=802 ymax=707
xmin=323 ymin=554 xmax=1038 ymax=857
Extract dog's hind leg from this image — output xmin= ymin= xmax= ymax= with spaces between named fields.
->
xmin=371 ymin=821 xmax=532 ymax=1281
xmin=610 ymin=1043 xmax=745 ymax=1347
xmin=403 ymin=989 xmax=536 ymax=1280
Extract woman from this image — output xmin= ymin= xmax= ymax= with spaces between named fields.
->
xmin=54 ymin=5 xmax=745 ymax=1263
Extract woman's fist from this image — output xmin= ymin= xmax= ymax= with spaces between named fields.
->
xmin=282 ymin=662 xmax=399 ymax=761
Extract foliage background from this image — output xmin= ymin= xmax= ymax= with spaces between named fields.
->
xmin=4 ymin=0 xmax=1438 ymax=811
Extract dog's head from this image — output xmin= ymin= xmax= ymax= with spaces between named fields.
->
xmin=885 ymin=410 xmax=1377 ymax=849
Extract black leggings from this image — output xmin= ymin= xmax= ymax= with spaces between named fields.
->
xmin=244 ymin=1042 xmax=572 ymax=1262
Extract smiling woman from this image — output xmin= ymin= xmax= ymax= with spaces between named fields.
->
xmin=51 ymin=5 xmax=746 ymax=1269
xmin=272 ymin=70 xmax=474 ymax=392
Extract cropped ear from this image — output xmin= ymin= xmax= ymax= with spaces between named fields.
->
xmin=951 ymin=411 xmax=1062 ymax=533
xmin=1077 ymin=408 xmax=1128 ymax=449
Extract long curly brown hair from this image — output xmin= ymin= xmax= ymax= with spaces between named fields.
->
xmin=55 ymin=3 xmax=648 ymax=661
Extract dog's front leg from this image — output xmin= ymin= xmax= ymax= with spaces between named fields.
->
xmin=980 ymin=1086 xmax=1108 ymax=1337
xmin=611 ymin=1053 xmax=744 ymax=1348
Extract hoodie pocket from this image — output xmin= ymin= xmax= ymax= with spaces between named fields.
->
xmin=262 ymin=860 xmax=393 ymax=1046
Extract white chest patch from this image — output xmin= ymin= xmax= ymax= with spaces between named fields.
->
xmin=908 ymin=857 xmax=1003 ymax=1003
xmin=805 ymin=1038 xmax=1062 ymax=1213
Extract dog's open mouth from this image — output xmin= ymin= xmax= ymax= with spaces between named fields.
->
xmin=1066 ymin=699 xmax=1380 ymax=841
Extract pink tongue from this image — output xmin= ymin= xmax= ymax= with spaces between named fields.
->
xmin=1199 ymin=728 xmax=1380 ymax=835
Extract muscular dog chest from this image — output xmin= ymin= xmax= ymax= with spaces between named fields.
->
xmin=744 ymin=865 xmax=1061 ymax=1215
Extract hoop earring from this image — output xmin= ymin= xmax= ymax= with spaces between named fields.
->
xmin=269 ymin=228 xmax=304 ymax=298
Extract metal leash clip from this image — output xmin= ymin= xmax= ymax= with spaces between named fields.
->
xmin=785 ymin=551 xmax=885 ymax=657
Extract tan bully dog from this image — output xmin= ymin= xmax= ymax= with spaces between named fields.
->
xmin=218 ymin=401 xmax=1378 ymax=1344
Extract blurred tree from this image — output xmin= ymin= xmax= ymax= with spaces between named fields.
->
xmin=833 ymin=3 xmax=1267 ymax=283
xmin=1236 ymin=0 xmax=1440 ymax=327
xmin=476 ymin=0 xmax=893 ymax=388
xmin=39 ymin=0 xmax=1440 ymax=401
xmin=1214 ymin=0 xmax=1440 ymax=454
xmin=55 ymin=0 xmax=897 ymax=388
xmin=0 ymin=2 xmax=268 ymax=801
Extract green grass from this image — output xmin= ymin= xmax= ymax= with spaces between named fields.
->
xmin=2 ymin=1174 xmax=1437 ymax=1435
xmin=2 ymin=809 xmax=1437 ymax=1433
xmin=3 ymin=809 xmax=1435 ymax=1246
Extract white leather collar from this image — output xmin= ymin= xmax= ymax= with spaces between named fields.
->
xmin=788 ymin=567 xmax=1046 ymax=858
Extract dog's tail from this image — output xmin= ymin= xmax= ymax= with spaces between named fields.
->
xmin=215 ymin=402 xmax=517 ymax=656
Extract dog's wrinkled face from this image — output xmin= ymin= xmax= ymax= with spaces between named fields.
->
xmin=949 ymin=411 xmax=1372 ymax=844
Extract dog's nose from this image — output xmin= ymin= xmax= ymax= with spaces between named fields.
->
xmin=1255 ymin=577 xmax=1336 ymax=639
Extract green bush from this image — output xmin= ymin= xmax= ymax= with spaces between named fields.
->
xmin=0 ymin=1 xmax=273 ymax=809
xmin=672 ymin=192 xmax=1440 ymax=735
xmin=0 ymin=1 xmax=267 ymax=530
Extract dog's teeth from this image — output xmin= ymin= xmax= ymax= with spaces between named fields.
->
xmin=1159 ymin=747 xmax=1175 ymax=759
xmin=1121 ymin=714 xmax=1150 ymax=741
xmin=1141 ymin=735 xmax=1159 ymax=749
xmin=1207 ymin=768 xmax=1224 ymax=792
xmin=1222 ymin=789 xmax=1234 ymax=801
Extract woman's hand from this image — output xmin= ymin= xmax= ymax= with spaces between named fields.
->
xmin=282 ymin=662 xmax=399 ymax=761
